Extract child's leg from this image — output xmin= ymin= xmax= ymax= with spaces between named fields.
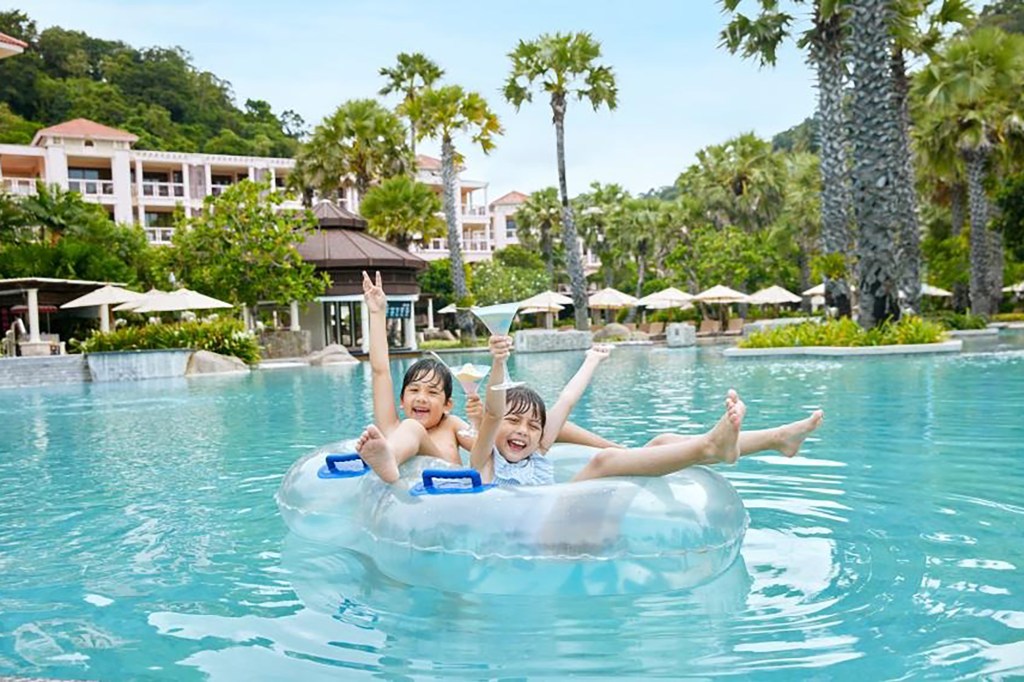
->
xmin=571 ymin=391 xmax=746 ymax=482
xmin=356 ymin=420 xmax=448 ymax=484
xmin=644 ymin=410 xmax=823 ymax=459
xmin=554 ymin=421 xmax=621 ymax=449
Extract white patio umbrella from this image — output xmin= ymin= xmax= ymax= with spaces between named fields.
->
xmin=746 ymin=285 xmax=802 ymax=306
xmin=437 ymin=303 xmax=458 ymax=314
xmin=802 ymin=283 xmax=825 ymax=297
xmin=921 ymin=283 xmax=953 ymax=298
xmin=61 ymin=285 xmax=145 ymax=333
xmin=638 ymin=287 xmax=693 ymax=308
xmin=588 ymin=287 xmax=639 ymax=309
xmin=113 ymin=288 xmax=167 ymax=312
xmin=692 ymin=285 xmax=747 ymax=304
xmin=130 ymin=288 xmax=234 ymax=314
xmin=519 ymin=291 xmax=574 ymax=309
xmin=520 ymin=303 xmax=565 ymax=329
xmin=1001 ymin=281 xmax=1024 ymax=294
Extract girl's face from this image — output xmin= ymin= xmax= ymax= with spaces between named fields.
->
xmin=495 ymin=407 xmax=544 ymax=463
xmin=400 ymin=372 xmax=452 ymax=429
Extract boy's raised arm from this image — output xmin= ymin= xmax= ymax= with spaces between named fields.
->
xmin=363 ymin=271 xmax=400 ymax=434
xmin=469 ymin=335 xmax=509 ymax=484
xmin=540 ymin=344 xmax=612 ymax=452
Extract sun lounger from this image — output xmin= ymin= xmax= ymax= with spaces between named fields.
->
xmin=647 ymin=321 xmax=665 ymax=339
xmin=724 ymin=318 xmax=745 ymax=336
xmin=696 ymin=319 xmax=721 ymax=336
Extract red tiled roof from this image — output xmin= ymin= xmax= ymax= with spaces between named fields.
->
xmin=32 ymin=118 xmax=139 ymax=145
xmin=415 ymin=154 xmax=442 ymax=171
xmin=0 ymin=31 xmax=28 ymax=48
xmin=490 ymin=191 xmax=530 ymax=206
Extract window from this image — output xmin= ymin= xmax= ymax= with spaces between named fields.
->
xmin=144 ymin=212 xmax=174 ymax=228
xmin=505 ymin=217 xmax=517 ymax=241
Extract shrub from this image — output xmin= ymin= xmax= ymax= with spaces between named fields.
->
xmin=740 ymin=316 xmax=945 ymax=348
xmin=993 ymin=312 xmax=1024 ymax=322
xmin=71 ymin=319 xmax=260 ymax=364
xmin=932 ymin=311 xmax=988 ymax=330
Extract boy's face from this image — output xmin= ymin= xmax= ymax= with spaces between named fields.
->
xmin=400 ymin=371 xmax=452 ymax=429
xmin=495 ymin=407 xmax=544 ymax=463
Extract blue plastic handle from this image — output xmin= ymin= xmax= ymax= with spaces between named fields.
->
xmin=410 ymin=468 xmax=494 ymax=495
xmin=317 ymin=452 xmax=369 ymax=479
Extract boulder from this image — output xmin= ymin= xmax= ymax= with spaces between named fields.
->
xmin=308 ymin=343 xmax=359 ymax=366
xmin=186 ymin=350 xmax=249 ymax=375
xmin=593 ymin=323 xmax=631 ymax=341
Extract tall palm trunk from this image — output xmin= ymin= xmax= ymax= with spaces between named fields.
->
xmin=849 ymin=0 xmax=903 ymax=328
xmin=950 ymin=181 xmax=970 ymax=311
xmin=551 ymin=92 xmax=590 ymax=330
xmin=441 ymin=136 xmax=472 ymax=333
xmin=891 ymin=47 xmax=922 ymax=314
xmin=961 ymin=147 xmax=992 ymax=316
xmin=811 ymin=10 xmax=854 ymax=318
xmin=541 ymin=221 xmax=555 ymax=285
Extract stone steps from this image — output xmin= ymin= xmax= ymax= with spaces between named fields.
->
xmin=0 ymin=355 xmax=91 ymax=389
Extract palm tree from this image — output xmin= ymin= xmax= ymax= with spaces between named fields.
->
xmin=848 ymin=0 xmax=906 ymax=328
xmin=513 ymin=187 xmax=562 ymax=285
xmin=773 ymin=152 xmax=823 ymax=301
xmin=504 ymin=32 xmax=618 ymax=330
xmin=378 ymin=52 xmax=445 ymax=159
xmin=293 ymin=99 xmax=410 ymax=202
xmin=404 ymin=85 xmax=503 ymax=334
xmin=359 ymin=175 xmax=445 ymax=251
xmin=574 ymin=182 xmax=629 ymax=287
xmin=21 ymin=182 xmax=100 ymax=244
xmin=720 ymin=0 xmax=855 ymax=316
xmin=913 ymin=27 xmax=1024 ymax=315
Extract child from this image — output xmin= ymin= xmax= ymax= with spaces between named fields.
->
xmin=360 ymin=271 xmax=616 ymax=482
xmin=467 ymin=336 xmax=748 ymax=486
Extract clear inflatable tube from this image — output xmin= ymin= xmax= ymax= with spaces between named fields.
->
xmin=276 ymin=441 xmax=749 ymax=596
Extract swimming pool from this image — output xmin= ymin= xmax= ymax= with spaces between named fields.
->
xmin=1 ymin=334 xmax=1023 ymax=679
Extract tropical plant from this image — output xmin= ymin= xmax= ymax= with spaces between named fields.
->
xmin=574 ymin=182 xmax=629 ymax=287
xmin=359 ymin=175 xmax=444 ymax=251
xmin=165 ymin=180 xmax=327 ymax=313
xmin=772 ymin=152 xmax=823 ymax=298
xmin=74 ymin=318 xmax=260 ymax=364
xmin=378 ymin=52 xmax=445 ymax=158
xmin=293 ymin=99 xmax=410 ymax=201
xmin=404 ymin=84 xmax=503 ymax=333
xmin=720 ymin=0 xmax=855 ymax=317
xmin=740 ymin=315 xmax=944 ymax=347
xmin=470 ymin=259 xmax=550 ymax=306
xmin=913 ymin=27 xmax=1024 ymax=315
xmin=504 ymin=31 xmax=618 ymax=330
xmin=512 ymin=187 xmax=563 ymax=284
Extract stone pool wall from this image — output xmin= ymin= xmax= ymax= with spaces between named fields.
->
xmin=0 ymin=355 xmax=91 ymax=389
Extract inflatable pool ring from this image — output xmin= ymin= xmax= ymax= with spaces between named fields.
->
xmin=276 ymin=441 xmax=749 ymax=596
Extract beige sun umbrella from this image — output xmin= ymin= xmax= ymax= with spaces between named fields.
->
xmin=131 ymin=288 xmax=234 ymax=314
xmin=1001 ymin=281 xmax=1024 ymax=294
xmin=638 ymin=287 xmax=693 ymax=308
xmin=519 ymin=291 xmax=574 ymax=309
xmin=588 ymin=287 xmax=639 ymax=309
xmin=746 ymin=285 xmax=802 ymax=306
xmin=61 ymin=284 xmax=146 ymax=333
xmin=113 ymin=288 xmax=167 ymax=312
xmin=692 ymin=285 xmax=747 ymax=304
xmin=520 ymin=303 xmax=565 ymax=329
xmin=437 ymin=303 xmax=458 ymax=314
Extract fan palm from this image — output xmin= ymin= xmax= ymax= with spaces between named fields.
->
xmin=404 ymin=85 xmax=503 ymax=333
xmin=378 ymin=52 xmax=444 ymax=159
xmin=504 ymin=31 xmax=618 ymax=330
xmin=359 ymin=175 xmax=445 ymax=251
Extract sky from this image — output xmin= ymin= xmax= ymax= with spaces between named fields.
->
xmin=17 ymin=0 xmax=820 ymax=201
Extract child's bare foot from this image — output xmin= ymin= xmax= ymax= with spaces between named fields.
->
xmin=355 ymin=424 xmax=400 ymax=483
xmin=775 ymin=410 xmax=824 ymax=458
xmin=705 ymin=389 xmax=745 ymax=464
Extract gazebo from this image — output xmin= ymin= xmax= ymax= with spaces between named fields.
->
xmin=296 ymin=201 xmax=427 ymax=353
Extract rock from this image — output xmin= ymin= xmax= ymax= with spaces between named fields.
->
xmin=308 ymin=343 xmax=359 ymax=366
xmin=666 ymin=323 xmax=696 ymax=347
xmin=423 ymin=329 xmax=457 ymax=341
xmin=593 ymin=323 xmax=631 ymax=341
xmin=186 ymin=350 xmax=249 ymax=375
xmin=514 ymin=329 xmax=591 ymax=353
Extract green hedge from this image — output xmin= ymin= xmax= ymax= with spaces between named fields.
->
xmin=740 ymin=316 xmax=946 ymax=348
xmin=993 ymin=312 xmax=1024 ymax=322
xmin=72 ymin=319 xmax=261 ymax=364
xmin=931 ymin=312 xmax=988 ymax=330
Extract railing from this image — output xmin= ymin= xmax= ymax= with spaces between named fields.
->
xmin=144 ymin=227 xmax=175 ymax=245
xmin=141 ymin=180 xmax=185 ymax=198
xmin=210 ymin=183 xmax=233 ymax=196
xmin=68 ymin=179 xmax=115 ymax=197
xmin=419 ymin=238 xmax=492 ymax=253
xmin=1 ymin=178 xmax=38 ymax=196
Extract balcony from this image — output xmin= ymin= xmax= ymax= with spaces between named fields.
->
xmin=460 ymin=205 xmax=489 ymax=222
xmin=210 ymin=183 xmax=233 ymax=196
xmin=141 ymin=180 xmax=185 ymax=199
xmin=1 ymin=177 xmax=38 ymax=196
xmin=463 ymin=239 xmax=492 ymax=253
xmin=69 ymin=179 xmax=115 ymax=197
xmin=144 ymin=227 xmax=175 ymax=245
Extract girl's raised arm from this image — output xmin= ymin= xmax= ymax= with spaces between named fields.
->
xmin=540 ymin=344 xmax=612 ymax=452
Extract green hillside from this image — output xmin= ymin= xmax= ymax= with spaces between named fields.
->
xmin=0 ymin=9 xmax=303 ymax=156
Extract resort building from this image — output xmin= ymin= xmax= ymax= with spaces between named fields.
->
xmin=0 ymin=118 xmax=302 ymax=245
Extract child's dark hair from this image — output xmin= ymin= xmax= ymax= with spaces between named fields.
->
xmin=401 ymin=358 xmax=453 ymax=400
xmin=505 ymin=385 xmax=547 ymax=430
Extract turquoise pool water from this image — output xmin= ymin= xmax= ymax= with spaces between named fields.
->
xmin=2 ymin=334 xmax=1023 ymax=680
